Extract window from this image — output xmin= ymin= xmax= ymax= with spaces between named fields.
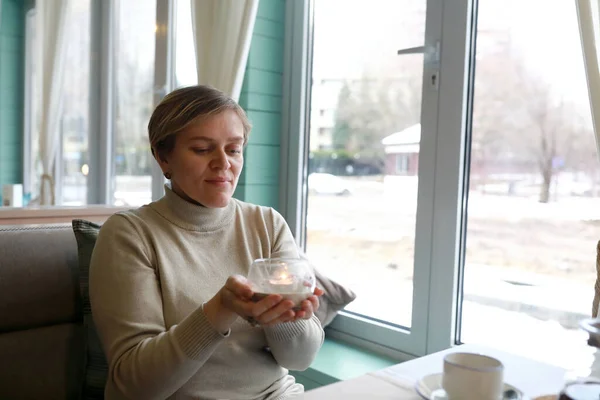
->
xmin=303 ymin=0 xmax=431 ymax=354
xmin=395 ymin=154 xmax=409 ymax=174
xmin=60 ymin=0 xmax=91 ymax=205
xmin=292 ymin=0 xmax=597 ymax=362
xmin=23 ymin=2 xmax=92 ymax=206
xmin=21 ymin=0 xmax=176 ymax=207
xmin=459 ymin=0 xmax=595 ymax=369
xmin=112 ymin=0 xmax=156 ymax=207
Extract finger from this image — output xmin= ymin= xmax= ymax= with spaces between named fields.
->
xmin=299 ymin=300 xmax=314 ymax=320
xmin=251 ymin=294 xmax=283 ymax=318
xmin=221 ymin=286 xmax=254 ymax=315
xmin=225 ymin=275 xmax=254 ymax=299
xmin=307 ymin=295 xmax=320 ymax=311
xmin=293 ymin=310 xmax=306 ymax=321
xmin=257 ymin=299 xmax=295 ymax=324
xmin=314 ymin=287 xmax=325 ymax=297
xmin=281 ymin=311 xmax=297 ymax=323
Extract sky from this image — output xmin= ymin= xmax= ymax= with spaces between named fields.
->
xmin=312 ymin=0 xmax=591 ymax=109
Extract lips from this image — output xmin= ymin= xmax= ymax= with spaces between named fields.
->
xmin=205 ymin=178 xmax=231 ymax=183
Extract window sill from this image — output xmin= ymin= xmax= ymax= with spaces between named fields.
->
xmin=290 ymin=337 xmax=397 ymax=390
xmin=0 ymin=205 xmax=127 ymax=225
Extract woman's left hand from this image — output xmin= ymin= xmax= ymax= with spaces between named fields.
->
xmin=292 ymin=287 xmax=324 ymax=321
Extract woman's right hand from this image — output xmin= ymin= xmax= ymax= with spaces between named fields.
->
xmin=203 ymin=275 xmax=296 ymax=333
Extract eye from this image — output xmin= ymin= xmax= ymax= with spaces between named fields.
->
xmin=228 ymin=147 xmax=242 ymax=154
xmin=191 ymin=148 xmax=209 ymax=154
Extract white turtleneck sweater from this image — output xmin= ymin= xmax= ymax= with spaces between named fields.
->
xmin=89 ymin=186 xmax=324 ymax=400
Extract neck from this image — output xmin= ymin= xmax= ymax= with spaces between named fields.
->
xmin=150 ymin=184 xmax=236 ymax=232
xmin=170 ymin=182 xmax=206 ymax=208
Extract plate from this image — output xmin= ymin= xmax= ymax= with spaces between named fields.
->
xmin=415 ymin=373 xmax=525 ymax=399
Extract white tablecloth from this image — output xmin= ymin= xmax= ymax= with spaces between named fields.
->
xmin=304 ymin=344 xmax=566 ymax=399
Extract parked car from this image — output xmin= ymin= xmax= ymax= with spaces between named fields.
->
xmin=308 ymin=173 xmax=351 ymax=196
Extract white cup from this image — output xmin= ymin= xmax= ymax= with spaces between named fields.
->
xmin=441 ymin=352 xmax=504 ymax=400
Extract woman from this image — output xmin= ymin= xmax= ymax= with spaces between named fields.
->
xmin=89 ymin=85 xmax=325 ymax=400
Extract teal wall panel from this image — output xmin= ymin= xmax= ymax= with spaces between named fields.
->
xmin=240 ymin=94 xmax=282 ymax=114
xmin=235 ymin=183 xmax=280 ymax=210
xmin=256 ymin=0 xmax=285 ymax=21
xmin=242 ymin=69 xmax=283 ymax=96
xmin=0 ymin=0 xmax=26 ymax=191
xmin=238 ymin=145 xmax=280 ymax=185
xmin=236 ymin=0 xmax=285 ymax=212
xmin=252 ymin=17 xmax=284 ymax=39
xmin=245 ymin=110 xmax=281 ymax=145
xmin=247 ymin=36 xmax=284 ymax=72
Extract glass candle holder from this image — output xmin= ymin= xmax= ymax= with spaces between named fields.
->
xmin=247 ymin=257 xmax=316 ymax=309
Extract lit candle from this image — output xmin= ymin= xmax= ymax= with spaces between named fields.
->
xmin=268 ymin=268 xmax=296 ymax=293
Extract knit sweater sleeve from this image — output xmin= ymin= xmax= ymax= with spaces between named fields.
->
xmin=262 ymin=209 xmax=325 ymax=371
xmin=89 ymin=214 xmax=227 ymax=400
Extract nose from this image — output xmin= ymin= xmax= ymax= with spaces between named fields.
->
xmin=210 ymin=148 xmax=231 ymax=170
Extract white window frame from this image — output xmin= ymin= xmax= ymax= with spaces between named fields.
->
xmin=280 ymin=0 xmax=476 ymax=357
xmin=151 ymin=0 xmax=176 ymax=201
xmin=87 ymin=0 xmax=116 ymax=205
xmin=23 ymin=8 xmax=36 ymax=200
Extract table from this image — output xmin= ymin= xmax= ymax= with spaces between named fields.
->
xmin=304 ymin=344 xmax=566 ymax=399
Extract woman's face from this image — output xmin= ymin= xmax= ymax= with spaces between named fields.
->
xmin=158 ymin=110 xmax=245 ymax=208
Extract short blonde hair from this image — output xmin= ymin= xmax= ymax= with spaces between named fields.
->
xmin=148 ymin=85 xmax=252 ymax=161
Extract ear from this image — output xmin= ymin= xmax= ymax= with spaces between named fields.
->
xmin=152 ymin=147 xmax=170 ymax=174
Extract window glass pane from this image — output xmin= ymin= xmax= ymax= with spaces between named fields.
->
xmin=461 ymin=0 xmax=596 ymax=368
xmin=305 ymin=0 xmax=426 ymax=327
xmin=175 ymin=0 xmax=197 ymax=87
xmin=60 ymin=0 xmax=91 ymax=205
xmin=113 ymin=0 xmax=156 ymax=206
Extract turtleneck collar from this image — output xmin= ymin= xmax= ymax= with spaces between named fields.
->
xmin=149 ymin=184 xmax=236 ymax=232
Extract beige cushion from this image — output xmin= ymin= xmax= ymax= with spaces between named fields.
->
xmin=313 ymin=267 xmax=357 ymax=327
xmin=296 ymin=250 xmax=356 ymax=327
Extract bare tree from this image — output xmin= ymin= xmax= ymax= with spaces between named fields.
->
xmin=331 ymin=67 xmax=422 ymax=167
xmin=472 ymin=43 xmax=587 ymax=202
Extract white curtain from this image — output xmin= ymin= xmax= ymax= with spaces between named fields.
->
xmin=577 ymin=0 xmax=600 ymax=161
xmin=36 ymin=0 xmax=70 ymax=205
xmin=191 ymin=0 xmax=259 ymax=101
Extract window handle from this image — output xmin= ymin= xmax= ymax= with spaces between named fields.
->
xmin=397 ymin=45 xmax=426 ymax=55
xmin=397 ymin=41 xmax=440 ymax=64
xmin=397 ymin=42 xmax=440 ymax=89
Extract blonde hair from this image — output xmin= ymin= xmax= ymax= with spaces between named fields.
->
xmin=148 ymin=85 xmax=251 ymax=161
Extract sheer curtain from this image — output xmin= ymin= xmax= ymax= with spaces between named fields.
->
xmin=577 ymin=0 xmax=600 ymax=161
xmin=190 ymin=0 xmax=259 ymax=101
xmin=36 ymin=0 xmax=70 ymax=205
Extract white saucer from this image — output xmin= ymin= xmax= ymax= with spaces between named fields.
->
xmin=415 ymin=373 xmax=525 ymax=399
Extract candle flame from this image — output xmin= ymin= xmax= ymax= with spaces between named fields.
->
xmin=269 ymin=268 xmax=294 ymax=285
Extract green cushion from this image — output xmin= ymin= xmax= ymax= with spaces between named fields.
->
xmin=72 ymin=219 xmax=107 ymax=399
